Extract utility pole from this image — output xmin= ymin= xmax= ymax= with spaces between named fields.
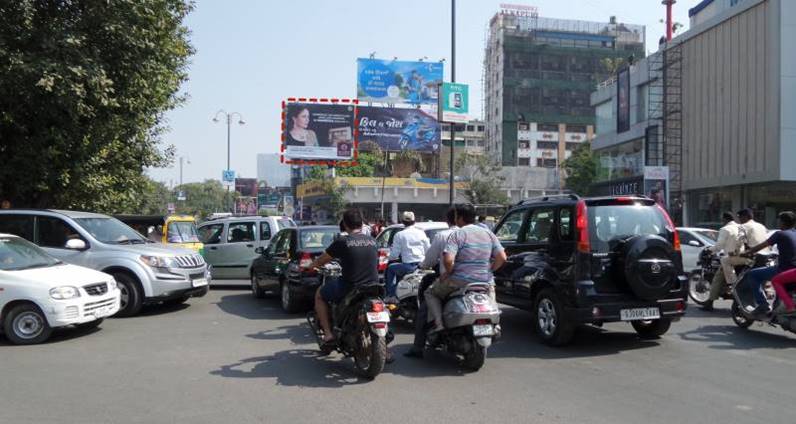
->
xmin=179 ymin=156 xmax=184 ymax=188
xmin=448 ymin=0 xmax=456 ymax=206
xmin=213 ymin=110 xmax=244 ymax=211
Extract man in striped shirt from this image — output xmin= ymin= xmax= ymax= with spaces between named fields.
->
xmin=425 ymin=203 xmax=507 ymax=333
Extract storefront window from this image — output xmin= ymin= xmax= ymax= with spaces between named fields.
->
xmin=595 ymin=99 xmax=615 ymax=135
xmin=595 ymin=139 xmax=643 ymax=182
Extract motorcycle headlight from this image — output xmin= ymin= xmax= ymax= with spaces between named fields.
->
xmin=50 ymin=286 xmax=80 ymax=300
xmin=140 ymin=255 xmax=178 ymax=269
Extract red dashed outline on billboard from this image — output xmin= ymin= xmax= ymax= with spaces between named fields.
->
xmin=281 ymin=98 xmax=359 ymax=167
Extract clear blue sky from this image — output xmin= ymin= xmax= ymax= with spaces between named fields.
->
xmin=148 ymin=0 xmax=696 ymax=186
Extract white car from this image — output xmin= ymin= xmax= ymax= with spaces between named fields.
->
xmin=0 ymin=233 xmax=120 ymax=345
xmin=375 ymin=222 xmax=450 ymax=273
xmin=677 ymin=227 xmax=718 ymax=272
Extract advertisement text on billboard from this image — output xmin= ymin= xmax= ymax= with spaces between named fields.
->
xmin=357 ymin=58 xmax=443 ymax=105
xmin=283 ymin=103 xmax=357 ymax=161
xmin=357 ymin=106 xmax=441 ymax=153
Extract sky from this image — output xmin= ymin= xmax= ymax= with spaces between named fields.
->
xmin=148 ymin=0 xmax=697 ymax=186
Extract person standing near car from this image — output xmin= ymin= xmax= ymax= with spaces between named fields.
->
xmin=743 ymin=211 xmax=796 ymax=316
xmin=703 ymin=212 xmax=745 ymax=311
xmin=425 ymin=203 xmax=507 ymax=333
xmin=384 ymin=211 xmax=430 ymax=303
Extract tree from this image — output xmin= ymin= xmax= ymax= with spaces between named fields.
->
xmin=174 ymin=180 xmax=235 ymax=218
xmin=454 ymin=153 xmax=509 ymax=205
xmin=0 ymin=1 xmax=194 ymax=213
xmin=561 ymin=143 xmax=598 ymax=196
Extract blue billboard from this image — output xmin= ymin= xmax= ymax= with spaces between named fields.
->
xmin=357 ymin=58 xmax=443 ymax=105
xmin=357 ymin=106 xmax=440 ymax=153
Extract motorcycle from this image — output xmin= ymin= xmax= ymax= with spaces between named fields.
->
xmin=688 ymin=247 xmax=754 ymax=306
xmin=730 ymin=253 xmax=796 ymax=335
xmin=307 ymin=262 xmax=391 ymax=379
xmin=425 ymin=282 xmax=501 ymax=371
xmin=387 ymin=268 xmax=437 ymax=324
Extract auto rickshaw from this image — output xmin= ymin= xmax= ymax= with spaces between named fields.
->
xmin=115 ymin=215 xmax=204 ymax=254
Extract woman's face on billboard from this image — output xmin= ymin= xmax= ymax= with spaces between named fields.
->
xmin=293 ymin=109 xmax=310 ymax=129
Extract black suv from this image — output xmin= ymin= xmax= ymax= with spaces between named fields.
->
xmin=492 ymin=195 xmax=687 ymax=346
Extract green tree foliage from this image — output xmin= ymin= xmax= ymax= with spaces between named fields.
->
xmin=454 ymin=153 xmax=509 ymax=205
xmin=561 ymin=143 xmax=598 ymax=196
xmin=173 ymin=180 xmax=235 ymax=218
xmin=137 ymin=179 xmax=172 ymax=215
xmin=0 ymin=1 xmax=194 ymax=212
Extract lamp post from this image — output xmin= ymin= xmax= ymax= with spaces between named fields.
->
xmin=448 ymin=0 xmax=456 ymax=206
xmin=212 ymin=110 xmax=245 ymax=190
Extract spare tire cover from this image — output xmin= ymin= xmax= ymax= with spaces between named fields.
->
xmin=624 ymin=235 xmax=677 ymax=301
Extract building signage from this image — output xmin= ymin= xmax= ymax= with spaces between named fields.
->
xmin=235 ymin=178 xmax=258 ymax=197
xmin=499 ymin=4 xmax=539 ymax=17
xmin=357 ymin=58 xmax=443 ymax=105
xmin=439 ymin=82 xmax=469 ymax=123
xmin=616 ymin=67 xmax=631 ymax=133
xmin=644 ymin=166 xmax=669 ymax=210
xmin=283 ymin=103 xmax=356 ymax=161
xmin=357 ymin=106 xmax=440 ymax=152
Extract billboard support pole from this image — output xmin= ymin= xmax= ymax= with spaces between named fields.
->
xmin=448 ymin=0 xmax=456 ymax=206
xmin=380 ymin=150 xmax=387 ymax=220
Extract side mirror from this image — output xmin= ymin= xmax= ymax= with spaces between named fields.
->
xmin=65 ymin=239 xmax=87 ymax=250
xmin=688 ymin=240 xmax=702 ymax=247
xmin=255 ymin=246 xmax=265 ymax=255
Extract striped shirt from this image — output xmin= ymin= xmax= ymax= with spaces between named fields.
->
xmin=444 ymin=224 xmax=504 ymax=284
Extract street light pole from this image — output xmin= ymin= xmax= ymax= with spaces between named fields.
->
xmin=448 ymin=0 xmax=456 ymax=206
xmin=213 ymin=110 xmax=245 ymax=190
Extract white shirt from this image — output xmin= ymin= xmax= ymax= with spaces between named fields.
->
xmin=360 ymin=224 xmax=372 ymax=237
xmin=740 ymin=219 xmax=769 ymax=252
xmin=420 ymin=227 xmax=455 ymax=269
xmin=710 ymin=221 xmax=742 ymax=255
xmin=388 ymin=225 xmax=430 ymax=263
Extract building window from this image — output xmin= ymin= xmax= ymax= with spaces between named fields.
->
xmin=566 ymin=124 xmax=587 ymax=133
xmin=537 ymin=141 xmax=558 ymax=150
xmin=518 ymin=122 xmax=530 ymax=131
xmin=477 ymin=125 xmax=485 ymax=132
xmin=466 ymin=125 xmax=475 ymax=132
xmin=519 ymin=141 xmax=530 ymax=149
xmin=565 ymin=142 xmax=581 ymax=151
xmin=442 ymin=124 xmax=451 ymax=132
xmin=537 ymin=123 xmax=559 ymax=132
xmin=537 ymin=158 xmax=557 ymax=168
xmin=477 ymin=139 xmax=485 ymax=147
xmin=518 ymin=158 xmax=531 ymax=166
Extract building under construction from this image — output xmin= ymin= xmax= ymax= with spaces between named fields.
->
xmin=483 ymin=5 xmax=646 ymax=168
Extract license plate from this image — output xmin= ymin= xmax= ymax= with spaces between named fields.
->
xmin=620 ymin=307 xmax=661 ymax=321
xmin=93 ymin=306 xmax=112 ymax=318
xmin=366 ymin=311 xmax=390 ymax=323
xmin=192 ymin=278 xmax=208 ymax=288
xmin=472 ymin=324 xmax=494 ymax=336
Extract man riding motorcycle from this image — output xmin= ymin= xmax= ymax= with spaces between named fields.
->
xmin=742 ymin=211 xmax=796 ymax=316
xmin=703 ymin=211 xmax=745 ymax=311
xmin=425 ymin=203 xmax=507 ymax=334
xmin=310 ymin=209 xmax=380 ymax=344
xmin=384 ymin=211 xmax=430 ymax=304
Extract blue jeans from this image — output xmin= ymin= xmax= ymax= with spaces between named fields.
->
xmin=746 ymin=266 xmax=778 ymax=308
xmin=384 ymin=262 xmax=419 ymax=297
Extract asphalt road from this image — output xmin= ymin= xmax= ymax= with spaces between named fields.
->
xmin=2 ymin=282 xmax=795 ymax=424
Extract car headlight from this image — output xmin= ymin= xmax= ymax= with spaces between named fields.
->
xmin=140 ymin=255 xmax=178 ymax=269
xmin=50 ymin=286 xmax=80 ymax=300
xmin=107 ymin=279 xmax=117 ymax=291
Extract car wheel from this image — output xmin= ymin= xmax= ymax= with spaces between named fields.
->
xmin=631 ymin=318 xmax=672 ymax=339
xmin=113 ymin=273 xmax=143 ymax=317
xmin=3 ymin=303 xmax=53 ymax=345
xmin=251 ymin=272 xmax=266 ymax=299
xmin=75 ymin=318 xmax=104 ymax=331
xmin=533 ymin=288 xmax=574 ymax=346
xmin=280 ymin=281 xmax=300 ymax=313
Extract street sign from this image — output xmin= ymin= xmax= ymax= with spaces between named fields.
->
xmin=222 ymin=170 xmax=235 ymax=183
xmin=177 ymin=191 xmax=186 ymax=201
xmin=439 ymin=82 xmax=469 ymax=123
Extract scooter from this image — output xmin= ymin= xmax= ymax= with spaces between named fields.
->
xmin=426 ymin=282 xmax=501 ymax=371
xmin=387 ymin=268 xmax=436 ymax=324
xmin=307 ymin=263 xmax=391 ymax=379
xmin=730 ymin=254 xmax=796 ymax=335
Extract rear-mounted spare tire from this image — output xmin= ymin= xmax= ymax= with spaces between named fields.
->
xmin=624 ymin=235 xmax=677 ymax=301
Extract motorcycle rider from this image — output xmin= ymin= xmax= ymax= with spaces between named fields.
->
xmin=404 ymin=207 xmax=458 ymax=359
xmin=742 ymin=211 xmax=796 ymax=316
xmin=384 ymin=211 xmax=430 ymax=304
xmin=737 ymin=208 xmax=769 ymax=252
xmin=425 ymin=203 xmax=507 ymax=334
xmin=310 ymin=209 xmax=379 ymax=344
xmin=703 ymin=212 xmax=745 ymax=311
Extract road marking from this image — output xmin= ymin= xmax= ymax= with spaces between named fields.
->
xmin=735 ymin=405 xmax=753 ymax=411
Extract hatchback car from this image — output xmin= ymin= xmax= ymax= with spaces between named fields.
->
xmin=0 ymin=234 xmax=121 ymax=345
xmin=197 ymin=216 xmax=296 ymax=280
xmin=250 ymin=225 xmax=339 ymax=312
xmin=492 ymin=195 xmax=688 ymax=346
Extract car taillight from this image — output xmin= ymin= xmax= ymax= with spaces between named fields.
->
xmin=656 ymin=204 xmax=680 ymax=252
xmin=474 ymin=319 xmax=492 ymax=325
xmin=299 ymin=252 xmax=313 ymax=269
xmin=371 ymin=301 xmax=385 ymax=312
xmin=576 ymin=200 xmax=590 ymax=253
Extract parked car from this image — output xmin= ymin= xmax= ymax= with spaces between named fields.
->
xmin=115 ymin=214 xmax=204 ymax=254
xmin=492 ymin=195 xmax=688 ymax=346
xmin=0 ymin=233 xmax=121 ymax=344
xmin=0 ymin=210 xmax=210 ymax=317
xmin=677 ymin=227 xmax=718 ymax=272
xmin=374 ymin=221 xmax=450 ymax=273
xmin=197 ymin=215 xmax=296 ymax=281
xmin=250 ymin=225 xmax=339 ymax=313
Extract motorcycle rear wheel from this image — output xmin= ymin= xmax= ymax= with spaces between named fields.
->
xmin=353 ymin=330 xmax=386 ymax=379
xmin=688 ymin=270 xmax=712 ymax=305
xmin=731 ymin=301 xmax=754 ymax=329
xmin=463 ymin=345 xmax=487 ymax=372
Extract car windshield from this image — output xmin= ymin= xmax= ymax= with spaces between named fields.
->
xmin=0 ymin=237 xmax=61 ymax=271
xmin=277 ymin=218 xmax=296 ymax=230
xmin=74 ymin=217 xmax=147 ymax=244
xmin=167 ymin=221 xmax=200 ymax=243
xmin=695 ymin=230 xmax=718 ymax=242
xmin=589 ymin=205 xmax=669 ymax=253
xmin=299 ymin=228 xmax=339 ymax=250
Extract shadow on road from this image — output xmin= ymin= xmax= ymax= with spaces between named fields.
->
xmin=0 ymin=324 xmax=103 ymax=347
xmin=213 ymin=292 xmax=298 ymax=321
xmin=679 ymin=324 xmax=796 ymax=350
xmin=246 ymin=323 xmax=316 ymax=346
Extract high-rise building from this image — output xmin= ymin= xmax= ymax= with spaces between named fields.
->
xmin=483 ymin=5 xmax=646 ymax=168
xmin=256 ymin=153 xmax=291 ymax=188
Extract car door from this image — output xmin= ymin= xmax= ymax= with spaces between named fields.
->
xmin=511 ymin=207 xmax=556 ymax=301
xmin=257 ymin=220 xmax=274 ymax=251
xmin=254 ymin=229 xmax=285 ymax=291
xmin=35 ymin=215 xmax=90 ymax=266
xmin=262 ymin=229 xmax=293 ymax=289
xmin=548 ymin=206 xmax=577 ymax=281
xmin=492 ymin=208 xmax=529 ymax=300
xmin=198 ymin=223 xmax=227 ymax=278
xmin=217 ymin=221 xmax=258 ymax=279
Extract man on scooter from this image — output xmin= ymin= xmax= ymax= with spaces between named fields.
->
xmin=310 ymin=209 xmax=380 ymax=344
xmin=384 ymin=211 xmax=430 ymax=304
xmin=743 ymin=211 xmax=796 ymax=316
xmin=703 ymin=212 xmax=744 ymax=311
xmin=425 ymin=203 xmax=507 ymax=334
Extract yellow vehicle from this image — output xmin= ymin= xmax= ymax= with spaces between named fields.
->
xmin=115 ymin=215 xmax=204 ymax=254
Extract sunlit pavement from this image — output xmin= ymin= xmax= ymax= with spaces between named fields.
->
xmin=2 ymin=281 xmax=795 ymax=424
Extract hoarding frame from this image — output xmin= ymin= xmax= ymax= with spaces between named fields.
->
xmin=616 ymin=66 xmax=631 ymax=133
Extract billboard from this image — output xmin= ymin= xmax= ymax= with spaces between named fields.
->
xmin=283 ymin=103 xmax=356 ymax=161
xmin=357 ymin=106 xmax=441 ymax=152
xmin=616 ymin=67 xmax=631 ymax=133
xmin=439 ymin=82 xmax=469 ymax=123
xmin=234 ymin=197 xmax=257 ymax=215
xmin=357 ymin=58 xmax=443 ymax=105
xmin=234 ymin=178 xmax=257 ymax=197
xmin=644 ymin=166 xmax=669 ymax=210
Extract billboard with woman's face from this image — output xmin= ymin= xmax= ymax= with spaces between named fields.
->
xmin=283 ymin=103 xmax=356 ymax=161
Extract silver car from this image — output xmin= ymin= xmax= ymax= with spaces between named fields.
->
xmin=677 ymin=227 xmax=718 ymax=272
xmin=0 ymin=210 xmax=210 ymax=317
